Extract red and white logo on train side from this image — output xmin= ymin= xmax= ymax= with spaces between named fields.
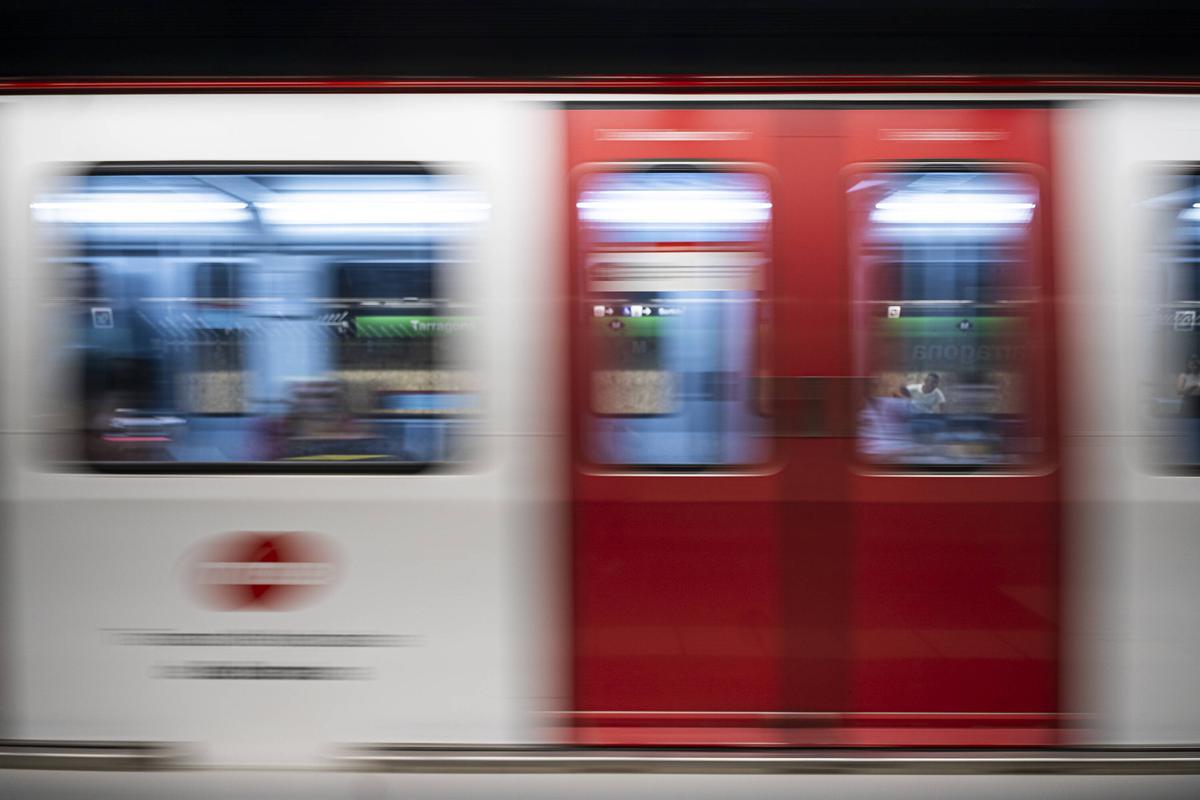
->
xmin=186 ymin=532 xmax=339 ymax=610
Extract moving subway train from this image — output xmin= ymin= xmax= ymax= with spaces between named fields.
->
xmin=2 ymin=84 xmax=1200 ymax=767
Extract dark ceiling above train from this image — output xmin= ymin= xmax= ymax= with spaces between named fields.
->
xmin=1 ymin=0 xmax=1195 ymax=79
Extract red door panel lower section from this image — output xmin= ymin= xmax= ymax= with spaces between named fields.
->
xmin=848 ymin=500 xmax=1058 ymax=744
xmin=573 ymin=500 xmax=785 ymax=744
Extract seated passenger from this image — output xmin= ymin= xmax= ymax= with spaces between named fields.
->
xmin=279 ymin=380 xmax=384 ymax=460
xmin=906 ymin=372 xmax=946 ymax=414
xmin=1178 ymin=355 xmax=1200 ymax=417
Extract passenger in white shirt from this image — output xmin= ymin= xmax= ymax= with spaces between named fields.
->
xmin=906 ymin=372 xmax=946 ymax=414
xmin=1178 ymin=355 xmax=1200 ymax=417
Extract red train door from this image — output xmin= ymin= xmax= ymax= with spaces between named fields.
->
xmin=566 ymin=108 xmax=796 ymax=745
xmin=567 ymin=105 xmax=1060 ymax=747
xmin=837 ymin=107 xmax=1060 ymax=746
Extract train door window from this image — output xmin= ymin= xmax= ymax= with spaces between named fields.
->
xmin=849 ymin=170 xmax=1042 ymax=468
xmin=577 ymin=167 xmax=771 ymax=468
xmin=1142 ymin=168 xmax=1200 ymax=468
xmin=36 ymin=167 xmax=485 ymax=469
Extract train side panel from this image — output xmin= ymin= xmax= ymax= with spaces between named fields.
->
xmin=0 ymin=94 xmax=564 ymax=764
xmin=1061 ymin=96 xmax=1200 ymax=745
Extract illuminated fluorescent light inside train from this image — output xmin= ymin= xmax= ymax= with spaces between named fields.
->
xmin=871 ymin=192 xmax=1036 ymax=224
xmin=576 ymin=189 xmax=772 ymax=225
xmin=256 ymin=192 xmax=489 ymax=225
xmin=33 ymin=185 xmax=488 ymax=227
xmin=32 ymin=193 xmax=252 ymax=224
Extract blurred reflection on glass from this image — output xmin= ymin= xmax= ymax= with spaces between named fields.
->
xmin=36 ymin=169 xmax=486 ymax=468
xmin=850 ymin=171 xmax=1041 ymax=467
xmin=578 ymin=169 xmax=770 ymax=467
xmin=1143 ymin=170 xmax=1200 ymax=467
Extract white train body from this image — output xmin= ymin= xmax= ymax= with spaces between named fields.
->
xmin=0 ymin=90 xmax=1199 ymax=767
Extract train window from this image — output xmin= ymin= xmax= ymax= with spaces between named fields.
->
xmin=1143 ymin=169 xmax=1200 ymax=468
xmin=849 ymin=170 xmax=1042 ymax=469
xmin=193 ymin=261 xmax=241 ymax=304
xmin=36 ymin=167 xmax=486 ymax=470
xmin=578 ymin=168 xmax=771 ymax=468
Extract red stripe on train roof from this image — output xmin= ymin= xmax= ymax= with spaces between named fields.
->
xmin=3 ymin=75 xmax=1200 ymax=93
